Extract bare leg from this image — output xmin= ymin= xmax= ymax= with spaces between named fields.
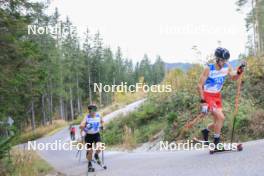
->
xmin=95 ymin=142 xmax=102 ymax=155
xmin=202 ymin=108 xmax=224 ymax=144
xmin=201 ymin=114 xmax=216 ymax=141
xmin=207 ymin=118 xmax=216 ymax=131
xmin=87 ymin=149 xmax=93 ymax=161
xmin=210 ymin=108 xmax=225 ymax=148
xmin=87 ymin=148 xmax=94 ymax=171
xmin=211 ymin=108 xmax=225 ymax=134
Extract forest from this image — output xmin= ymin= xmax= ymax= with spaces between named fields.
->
xmin=0 ymin=0 xmax=165 ymax=132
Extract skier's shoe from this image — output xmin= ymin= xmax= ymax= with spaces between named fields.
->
xmin=94 ymin=153 xmax=101 ymax=165
xmin=88 ymin=161 xmax=95 ymax=172
xmin=213 ymin=137 xmax=220 ymax=146
xmin=210 ymin=137 xmax=222 ymax=152
xmin=201 ymin=129 xmax=210 ymax=145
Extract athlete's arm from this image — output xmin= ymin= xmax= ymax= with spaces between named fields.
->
xmin=80 ymin=116 xmax=86 ymax=130
xmin=197 ymin=66 xmax=210 ymax=100
xmin=228 ymin=64 xmax=240 ymax=81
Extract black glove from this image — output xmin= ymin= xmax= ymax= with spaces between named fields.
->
xmin=100 ymin=126 xmax=104 ymax=131
xmin=200 ymin=99 xmax=206 ymax=103
xmin=237 ymin=63 xmax=246 ymax=75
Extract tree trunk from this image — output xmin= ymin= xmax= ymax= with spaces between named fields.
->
xmin=99 ymin=89 xmax=102 ymax=107
xmin=31 ymin=100 xmax=36 ymax=132
xmin=65 ymin=102 xmax=68 ymax=121
xmin=41 ymin=94 xmax=46 ymax=126
xmin=252 ymin=0 xmax=258 ymax=55
xmin=60 ymin=97 xmax=64 ymax=120
xmin=88 ymin=73 xmax=92 ymax=104
xmin=112 ymin=78 xmax=116 ymax=102
xmin=47 ymin=94 xmax=52 ymax=124
xmin=49 ymin=80 xmax=53 ymax=124
xmin=76 ymin=73 xmax=81 ymax=115
xmin=70 ymin=87 xmax=74 ymax=121
xmin=80 ymin=99 xmax=83 ymax=114
xmin=50 ymin=93 xmax=53 ymax=124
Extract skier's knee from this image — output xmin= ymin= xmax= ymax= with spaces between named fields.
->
xmin=207 ymin=123 xmax=214 ymax=131
xmin=217 ymin=113 xmax=225 ymax=121
xmin=212 ymin=110 xmax=225 ymax=121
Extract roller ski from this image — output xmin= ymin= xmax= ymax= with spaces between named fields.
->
xmin=192 ymin=137 xmax=210 ymax=146
xmin=209 ymin=143 xmax=243 ymax=154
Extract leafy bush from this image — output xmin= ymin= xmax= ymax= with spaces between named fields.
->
xmin=103 ymin=119 xmax=123 ymax=145
xmin=0 ymin=126 xmax=16 ymax=160
xmin=249 ymin=109 xmax=264 ymax=139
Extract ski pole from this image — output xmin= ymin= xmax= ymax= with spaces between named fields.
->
xmin=184 ymin=113 xmax=205 ymax=129
xmin=230 ymin=116 xmax=237 ymax=144
xmin=79 ymin=147 xmax=82 ymax=163
xmin=230 ymin=71 xmax=244 ymax=144
xmin=76 ymin=130 xmax=85 ymax=163
xmin=178 ymin=113 xmax=205 ymax=138
xmin=101 ymin=128 xmax=104 ymax=165
xmin=75 ymin=139 xmax=83 ymax=163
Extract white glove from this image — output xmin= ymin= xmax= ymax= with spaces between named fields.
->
xmin=201 ymin=103 xmax=208 ymax=114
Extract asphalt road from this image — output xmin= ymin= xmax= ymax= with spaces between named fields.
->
xmin=29 ymin=99 xmax=264 ymax=176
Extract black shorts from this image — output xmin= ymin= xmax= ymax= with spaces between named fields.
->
xmin=85 ymin=133 xmax=101 ymax=149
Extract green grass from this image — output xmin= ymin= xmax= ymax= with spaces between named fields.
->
xmin=18 ymin=120 xmax=68 ymax=144
xmin=103 ymin=99 xmax=167 ymax=148
xmin=1 ymin=149 xmax=56 ymax=176
xmin=134 ymin=120 xmax=166 ymax=143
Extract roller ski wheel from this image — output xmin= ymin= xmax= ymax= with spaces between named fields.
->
xmin=237 ymin=143 xmax=243 ymax=151
xmin=88 ymin=162 xmax=95 ymax=172
xmin=209 ymin=143 xmax=243 ymax=154
xmin=88 ymin=167 xmax=95 ymax=172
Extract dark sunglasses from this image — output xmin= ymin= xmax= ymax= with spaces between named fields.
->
xmin=218 ymin=57 xmax=228 ymax=63
xmin=88 ymin=107 xmax=97 ymax=111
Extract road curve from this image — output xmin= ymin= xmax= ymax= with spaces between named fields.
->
xmin=31 ymin=99 xmax=264 ymax=176
xmin=34 ymin=99 xmax=146 ymax=175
